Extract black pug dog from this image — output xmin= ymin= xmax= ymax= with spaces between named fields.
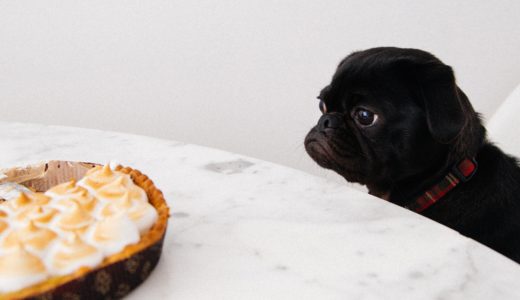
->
xmin=305 ymin=47 xmax=520 ymax=263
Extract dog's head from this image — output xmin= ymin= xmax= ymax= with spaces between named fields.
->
xmin=305 ymin=47 xmax=484 ymax=196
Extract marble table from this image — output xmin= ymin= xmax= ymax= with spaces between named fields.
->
xmin=0 ymin=121 xmax=519 ymax=299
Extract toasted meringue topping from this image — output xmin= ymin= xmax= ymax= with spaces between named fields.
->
xmin=45 ymin=180 xmax=79 ymax=196
xmin=0 ymin=245 xmax=48 ymax=293
xmin=78 ymin=165 xmax=122 ymax=190
xmin=97 ymin=177 xmax=146 ymax=202
xmin=16 ymin=205 xmax=58 ymax=224
xmin=3 ymin=221 xmax=57 ymax=252
xmin=45 ymin=181 xmax=98 ymax=211
xmin=101 ymin=193 xmax=158 ymax=235
xmin=0 ymin=164 xmax=157 ymax=293
xmin=6 ymin=193 xmax=33 ymax=211
xmin=128 ymin=202 xmax=158 ymax=234
xmin=47 ymin=233 xmax=103 ymax=276
xmin=56 ymin=201 xmax=94 ymax=231
xmin=0 ymin=220 xmax=6 ymax=235
xmin=28 ymin=193 xmax=51 ymax=206
xmin=55 ymin=193 xmax=97 ymax=212
xmin=0 ymin=183 xmax=33 ymax=202
xmin=88 ymin=213 xmax=140 ymax=256
xmin=96 ymin=176 xmax=129 ymax=199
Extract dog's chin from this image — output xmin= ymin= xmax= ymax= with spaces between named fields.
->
xmin=304 ymin=134 xmax=366 ymax=184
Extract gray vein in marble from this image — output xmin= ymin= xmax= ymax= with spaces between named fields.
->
xmin=204 ymin=159 xmax=255 ymax=174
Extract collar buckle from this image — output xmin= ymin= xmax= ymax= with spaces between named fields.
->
xmin=451 ymin=158 xmax=478 ymax=183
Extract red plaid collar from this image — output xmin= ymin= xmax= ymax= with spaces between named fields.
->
xmin=405 ymin=158 xmax=478 ymax=213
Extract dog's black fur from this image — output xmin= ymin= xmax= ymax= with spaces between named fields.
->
xmin=305 ymin=47 xmax=520 ymax=263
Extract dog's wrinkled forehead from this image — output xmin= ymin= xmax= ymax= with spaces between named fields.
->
xmin=336 ymin=47 xmax=441 ymax=78
xmin=322 ymin=47 xmax=445 ymax=102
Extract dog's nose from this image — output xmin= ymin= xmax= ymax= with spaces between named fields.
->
xmin=317 ymin=113 xmax=342 ymax=131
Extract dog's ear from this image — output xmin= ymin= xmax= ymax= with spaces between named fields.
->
xmin=413 ymin=63 xmax=467 ymax=144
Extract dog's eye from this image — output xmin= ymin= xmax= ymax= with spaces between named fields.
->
xmin=353 ymin=108 xmax=378 ymax=127
xmin=319 ymin=100 xmax=328 ymax=114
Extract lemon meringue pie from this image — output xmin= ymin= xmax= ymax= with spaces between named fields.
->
xmin=0 ymin=161 xmax=169 ymax=300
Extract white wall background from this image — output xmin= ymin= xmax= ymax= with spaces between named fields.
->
xmin=1 ymin=0 xmax=519 ymax=182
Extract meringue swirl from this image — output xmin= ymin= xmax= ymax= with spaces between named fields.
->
xmin=87 ymin=212 xmax=140 ymax=256
xmin=77 ymin=164 xmax=123 ymax=191
xmin=16 ymin=205 xmax=58 ymax=225
xmin=101 ymin=192 xmax=158 ymax=235
xmin=55 ymin=200 xmax=94 ymax=232
xmin=3 ymin=221 xmax=57 ymax=255
xmin=0 ymin=220 xmax=6 ymax=236
xmin=0 ymin=245 xmax=48 ymax=293
xmin=47 ymin=233 xmax=103 ymax=276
